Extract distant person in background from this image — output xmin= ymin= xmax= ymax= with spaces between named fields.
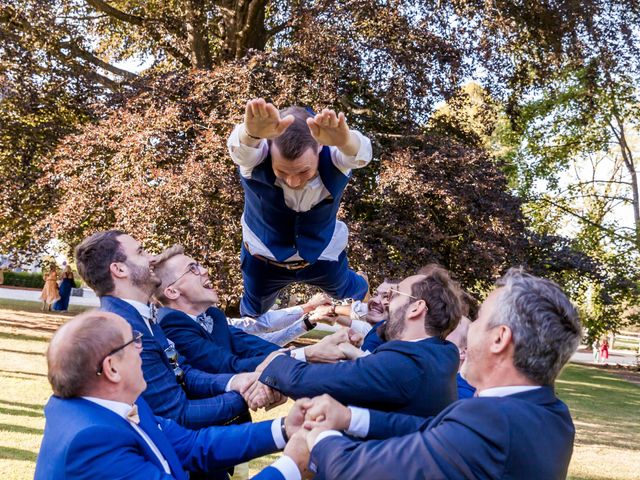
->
xmin=53 ymin=266 xmax=75 ymax=312
xmin=40 ymin=266 xmax=60 ymax=312
xmin=600 ymin=338 xmax=609 ymax=363
xmin=592 ymin=338 xmax=600 ymax=363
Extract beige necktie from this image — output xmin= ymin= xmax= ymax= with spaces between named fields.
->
xmin=127 ymin=404 xmax=140 ymax=424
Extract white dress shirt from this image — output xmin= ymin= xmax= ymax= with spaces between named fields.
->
xmin=227 ymin=124 xmax=373 ymax=261
xmin=228 ymin=306 xmax=308 ymax=346
xmin=315 ymin=385 xmax=543 ymax=446
xmin=82 ymin=397 xmax=171 ymax=474
xmin=121 ymin=298 xmax=154 ymax=336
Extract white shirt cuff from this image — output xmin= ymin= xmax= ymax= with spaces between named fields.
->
xmin=290 ymin=347 xmax=307 ymax=362
xmin=346 ymin=406 xmax=370 ymax=437
xmin=271 ymin=418 xmax=286 ymax=449
xmin=224 ymin=375 xmax=236 ymax=392
xmin=227 ymin=124 xmax=268 ymax=174
xmin=312 ymin=430 xmax=343 ymax=448
xmin=332 ymin=131 xmax=372 ymax=171
xmin=269 ymin=455 xmax=301 ymax=480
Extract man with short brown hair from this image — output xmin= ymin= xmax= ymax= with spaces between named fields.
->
xmin=227 ymin=99 xmax=372 ymax=317
xmin=246 ymin=269 xmax=463 ymax=418
xmin=74 ymin=231 xmax=254 ymax=429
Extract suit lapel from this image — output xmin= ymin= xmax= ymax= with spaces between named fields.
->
xmin=137 ymin=401 xmax=187 ymax=480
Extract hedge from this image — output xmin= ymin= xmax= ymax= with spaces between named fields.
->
xmin=1 ymin=271 xmax=81 ymax=289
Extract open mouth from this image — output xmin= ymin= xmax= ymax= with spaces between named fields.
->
xmin=202 ymin=279 xmax=214 ymax=289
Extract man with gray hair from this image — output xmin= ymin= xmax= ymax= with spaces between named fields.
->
xmin=281 ymin=268 xmax=582 ymax=480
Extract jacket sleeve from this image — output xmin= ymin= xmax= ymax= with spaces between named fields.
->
xmin=366 ymin=409 xmax=432 ymax=439
xmin=310 ymin=401 xmax=509 ymax=480
xmin=229 ymin=325 xmax=281 ymax=357
xmin=259 ymin=351 xmax=421 ymax=406
xmin=180 ymin=392 xmax=248 ymax=429
xmin=163 ymin=313 xmax=275 ymax=374
xmin=160 ymin=416 xmax=279 ymax=473
xmin=65 ymin=425 xmax=173 ymax=480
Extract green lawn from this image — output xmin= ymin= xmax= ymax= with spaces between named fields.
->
xmin=0 ymin=302 xmax=638 ymax=479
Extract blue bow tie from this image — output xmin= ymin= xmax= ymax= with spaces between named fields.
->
xmin=195 ymin=313 xmax=214 ymax=334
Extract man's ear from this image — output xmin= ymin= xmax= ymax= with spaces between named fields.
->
xmin=100 ymin=357 xmax=122 ymax=383
xmin=164 ymin=285 xmax=180 ymax=301
xmin=489 ymin=325 xmax=513 ymax=355
xmin=408 ymin=300 xmax=427 ymax=321
xmin=109 ymin=262 xmax=127 ymax=280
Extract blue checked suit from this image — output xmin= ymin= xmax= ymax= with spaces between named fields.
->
xmin=100 ymin=296 xmax=247 ymax=429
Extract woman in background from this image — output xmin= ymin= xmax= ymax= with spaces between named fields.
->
xmin=53 ymin=266 xmax=74 ymax=312
xmin=39 ymin=266 xmax=60 ymax=312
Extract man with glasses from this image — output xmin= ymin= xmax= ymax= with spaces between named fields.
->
xmin=246 ymin=268 xmax=463 ymax=418
xmin=75 ymin=231 xmax=256 ymax=429
xmin=152 ymin=246 xmax=342 ymax=379
xmin=279 ymin=269 xmax=582 ymax=480
xmin=35 ymin=310 xmax=309 ymax=480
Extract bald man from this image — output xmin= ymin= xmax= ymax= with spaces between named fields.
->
xmin=35 ymin=311 xmax=307 ymax=480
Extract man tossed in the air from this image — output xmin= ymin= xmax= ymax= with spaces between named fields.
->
xmin=227 ymin=98 xmax=372 ymax=317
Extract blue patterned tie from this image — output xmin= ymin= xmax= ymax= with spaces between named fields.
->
xmin=195 ymin=313 xmax=214 ymax=334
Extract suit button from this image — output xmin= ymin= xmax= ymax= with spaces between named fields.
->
xmin=264 ymin=375 xmax=275 ymax=385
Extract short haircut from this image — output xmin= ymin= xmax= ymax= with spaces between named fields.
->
xmin=412 ymin=264 xmax=463 ymax=338
xmin=75 ymin=230 xmax=126 ymax=296
xmin=151 ymin=244 xmax=185 ymax=304
xmin=272 ymin=107 xmax=318 ymax=160
xmin=460 ymin=290 xmax=480 ymax=321
xmin=492 ymin=268 xmax=581 ymax=385
xmin=47 ymin=311 xmax=125 ymax=398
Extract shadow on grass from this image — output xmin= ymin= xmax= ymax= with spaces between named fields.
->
xmin=0 ymin=399 xmax=44 ymax=411
xmin=0 ymin=348 xmax=44 ymax=356
xmin=0 ymin=331 xmax=49 ymax=343
xmin=0 ymin=406 xmax=43 ymax=418
xmin=0 ymin=446 xmax=38 ymax=462
xmin=0 ymin=422 xmax=43 ymax=435
xmin=0 ymin=368 xmax=47 ymax=378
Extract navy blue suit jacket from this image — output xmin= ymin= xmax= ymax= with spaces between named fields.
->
xmin=361 ymin=320 xmax=384 ymax=352
xmin=260 ymin=337 xmax=459 ymax=417
xmin=310 ymin=387 xmax=575 ymax=480
xmin=100 ymin=296 xmax=247 ymax=428
xmin=35 ymin=396 xmax=283 ymax=480
xmin=457 ymin=372 xmax=476 ymax=399
xmin=158 ymin=306 xmax=280 ymax=374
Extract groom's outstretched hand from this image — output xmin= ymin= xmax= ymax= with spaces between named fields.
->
xmin=307 ymin=109 xmax=360 ymax=156
xmin=242 ymin=98 xmax=294 ymax=143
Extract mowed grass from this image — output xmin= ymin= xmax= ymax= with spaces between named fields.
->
xmin=0 ymin=301 xmax=638 ymax=479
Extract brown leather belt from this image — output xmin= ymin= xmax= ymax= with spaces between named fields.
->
xmin=244 ymin=243 xmax=310 ymax=270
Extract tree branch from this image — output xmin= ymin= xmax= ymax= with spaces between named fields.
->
xmin=60 ymin=40 xmax=138 ymax=79
xmin=84 ymin=0 xmax=144 ymax=25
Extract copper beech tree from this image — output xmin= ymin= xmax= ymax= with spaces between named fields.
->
xmin=44 ymin=61 xmax=530 ymax=307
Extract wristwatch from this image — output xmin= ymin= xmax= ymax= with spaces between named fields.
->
xmin=302 ymin=312 xmax=317 ymax=331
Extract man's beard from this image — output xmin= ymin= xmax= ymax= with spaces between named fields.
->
xmin=127 ymin=261 xmax=161 ymax=292
xmin=378 ymin=303 xmax=408 ymax=341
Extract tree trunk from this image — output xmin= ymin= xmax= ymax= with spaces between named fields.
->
xmin=185 ymin=0 xmax=212 ymax=69
xmin=613 ymin=114 xmax=640 ymax=250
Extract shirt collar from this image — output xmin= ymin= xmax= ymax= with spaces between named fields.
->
xmin=82 ymin=396 xmax=134 ymax=419
xmin=121 ymin=298 xmax=152 ymax=320
xmin=478 ymin=385 xmax=541 ymax=397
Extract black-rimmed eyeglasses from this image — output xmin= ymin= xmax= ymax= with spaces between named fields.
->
xmin=96 ymin=330 xmax=143 ymax=375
